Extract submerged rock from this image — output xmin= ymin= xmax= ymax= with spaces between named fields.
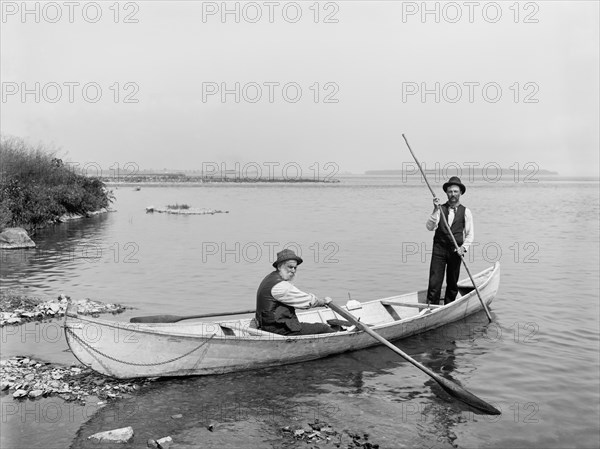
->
xmin=88 ymin=426 xmax=134 ymax=443
xmin=0 ymin=227 xmax=35 ymax=249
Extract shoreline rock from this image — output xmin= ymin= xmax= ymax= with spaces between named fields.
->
xmin=0 ymin=227 xmax=36 ymax=249
xmin=54 ymin=207 xmax=113 ymax=223
xmin=0 ymin=208 xmax=114 ymax=244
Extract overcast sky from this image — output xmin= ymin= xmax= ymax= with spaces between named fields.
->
xmin=1 ymin=1 xmax=598 ymax=176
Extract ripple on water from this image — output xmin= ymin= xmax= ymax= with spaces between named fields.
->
xmin=2 ymin=181 xmax=599 ymax=449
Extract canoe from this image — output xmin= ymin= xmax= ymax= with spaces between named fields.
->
xmin=64 ymin=262 xmax=500 ymax=379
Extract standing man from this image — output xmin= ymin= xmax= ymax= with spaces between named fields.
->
xmin=426 ymin=176 xmax=474 ymax=305
xmin=256 ymin=249 xmax=339 ymax=335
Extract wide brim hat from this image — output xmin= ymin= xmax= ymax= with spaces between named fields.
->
xmin=442 ymin=176 xmax=466 ymax=194
xmin=272 ymin=249 xmax=303 ymax=268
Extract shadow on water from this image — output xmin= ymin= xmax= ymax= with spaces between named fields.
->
xmin=66 ymin=310 xmax=497 ymax=449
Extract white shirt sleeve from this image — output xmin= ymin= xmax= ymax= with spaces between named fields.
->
xmin=463 ymin=208 xmax=474 ymax=250
xmin=271 ymin=281 xmax=320 ymax=309
xmin=426 ymin=208 xmax=440 ymax=231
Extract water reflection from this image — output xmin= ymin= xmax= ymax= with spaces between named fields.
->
xmin=1 ymin=213 xmax=113 ymax=289
xmin=67 ymin=313 xmax=496 ymax=449
xmin=413 ymin=314 xmax=502 ymax=448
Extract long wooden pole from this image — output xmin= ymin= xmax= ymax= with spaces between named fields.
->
xmin=402 ymin=134 xmax=493 ymax=323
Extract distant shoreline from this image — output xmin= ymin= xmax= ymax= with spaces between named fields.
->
xmin=364 ymin=168 xmax=559 ymax=176
xmin=102 ymin=176 xmax=340 ymax=184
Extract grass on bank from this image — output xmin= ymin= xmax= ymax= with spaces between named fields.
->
xmin=0 ymin=136 xmax=112 ymax=233
xmin=166 ymin=203 xmax=190 ymax=210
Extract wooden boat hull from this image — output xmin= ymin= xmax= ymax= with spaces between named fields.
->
xmin=64 ymin=262 xmax=500 ymax=379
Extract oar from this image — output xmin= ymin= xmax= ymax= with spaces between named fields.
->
xmin=130 ymin=309 xmax=255 ymax=323
xmin=402 ymin=134 xmax=493 ymax=323
xmin=328 ymin=302 xmax=500 ymax=415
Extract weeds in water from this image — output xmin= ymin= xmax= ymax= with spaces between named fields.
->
xmin=166 ymin=203 xmax=191 ymax=210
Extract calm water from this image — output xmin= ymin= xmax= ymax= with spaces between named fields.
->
xmin=1 ymin=176 xmax=599 ymax=448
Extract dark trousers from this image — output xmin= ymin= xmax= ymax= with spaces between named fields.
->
xmin=261 ymin=322 xmax=338 ymax=336
xmin=427 ymin=242 xmax=462 ymax=305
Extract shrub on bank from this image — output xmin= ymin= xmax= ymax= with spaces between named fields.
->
xmin=0 ymin=136 xmax=111 ymax=233
xmin=166 ymin=203 xmax=190 ymax=210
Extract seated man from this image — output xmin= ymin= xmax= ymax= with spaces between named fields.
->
xmin=256 ymin=249 xmax=338 ymax=335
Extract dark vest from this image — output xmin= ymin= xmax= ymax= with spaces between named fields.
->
xmin=255 ymin=271 xmax=302 ymax=332
xmin=433 ymin=203 xmax=466 ymax=247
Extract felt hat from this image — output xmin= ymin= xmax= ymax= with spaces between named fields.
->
xmin=442 ymin=176 xmax=466 ymax=194
xmin=272 ymin=249 xmax=303 ymax=268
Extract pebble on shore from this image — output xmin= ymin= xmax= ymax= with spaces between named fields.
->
xmin=1 ymin=292 xmax=146 ymax=404
xmin=0 ymin=292 xmax=128 ymax=327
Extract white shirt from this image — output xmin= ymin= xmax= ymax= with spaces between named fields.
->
xmin=426 ymin=205 xmax=474 ymax=251
xmin=271 ymin=281 xmax=322 ymax=309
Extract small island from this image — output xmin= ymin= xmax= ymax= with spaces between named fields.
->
xmin=101 ymin=171 xmax=340 ymax=184
xmin=145 ymin=204 xmax=229 ymax=215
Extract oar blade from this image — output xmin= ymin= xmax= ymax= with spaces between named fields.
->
xmin=328 ymin=302 xmax=500 ymax=415
xmin=432 ymin=374 xmax=501 ymax=415
xmin=130 ymin=314 xmax=181 ymax=323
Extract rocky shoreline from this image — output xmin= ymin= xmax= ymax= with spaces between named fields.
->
xmin=1 ymin=291 xmax=143 ymax=404
xmin=1 ymin=356 xmax=152 ymax=404
xmin=0 ymin=208 xmax=113 ymax=249
xmin=0 ymin=292 xmax=128 ymax=327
